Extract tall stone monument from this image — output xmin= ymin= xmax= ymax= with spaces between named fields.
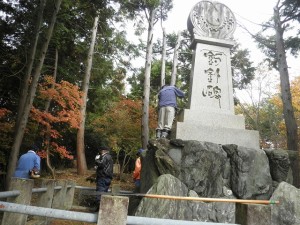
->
xmin=174 ymin=0 xmax=260 ymax=149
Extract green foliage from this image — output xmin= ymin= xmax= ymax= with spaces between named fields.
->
xmin=127 ymin=60 xmax=172 ymax=102
xmin=255 ymin=0 xmax=300 ymax=69
xmin=117 ymin=0 xmax=173 ymax=33
xmin=231 ymin=44 xmax=256 ymax=89
xmin=235 ymin=98 xmax=284 ymax=149
xmin=157 ymin=0 xmax=173 ymax=21
xmin=0 ymin=0 xmax=40 ymax=112
xmin=282 ymin=0 xmax=300 ymax=21
xmin=176 ymin=30 xmax=192 ymax=93
xmin=117 ymin=0 xmax=161 ymax=18
xmin=285 ymin=36 xmax=300 ymax=57
xmin=90 ymin=97 xmax=157 ymax=162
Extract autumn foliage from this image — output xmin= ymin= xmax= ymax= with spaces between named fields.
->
xmin=267 ymin=76 xmax=300 ymax=149
xmin=91 ymin=97 xmax=157 ymax=155
xmin=31 ymin=76 xmax=83 ymax=159
xmin=0 ymin=109 xmax=14 ymax=166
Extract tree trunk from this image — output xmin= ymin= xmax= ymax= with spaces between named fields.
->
xmin=6 ymin=0 xmax=46 ymax=189
xmin=15 ymin=0 xmax=46 ymax=129
xmin=274 ymin=6 xmax=299 ymax=187
xmin=46 ymin=124 xmax=55 ymax=179
xmin=44 ymin=48 xmax=58 ymax=179
xmin=5 ymin=0 xmax=62 ymax=190
xmin=170 ymin=31 xmax=181 ymax=86
xmin=76 ymin=15 xmax=99 ymax=175
xmin=160 ymin=27 xmax=166 ymax=88
xmin=141 ymin=8 xmax=156 ymax=149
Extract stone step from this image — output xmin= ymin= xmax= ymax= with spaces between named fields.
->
xmin=174 ymin=121 xmax=259 ymax=149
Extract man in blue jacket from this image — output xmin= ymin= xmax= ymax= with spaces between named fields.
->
xmin=156 ymin=85 xmax=185 ymax=139
xmin=14 ymin=144 xmax=41 ymax=179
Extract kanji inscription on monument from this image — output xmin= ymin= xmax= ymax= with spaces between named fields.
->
xmin=202 ymin=50 xmax=224 ymax=108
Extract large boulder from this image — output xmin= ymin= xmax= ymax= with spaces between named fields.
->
xmin=264 ymin=149 xmax=293 ymax=187
xmin=271 ymin=182 xmax=300 ymax=225
xmin=141 ymin=139 xmax=231 ymax=197
xmin=180 ymin=141 xmax=230 ymax=197
xmin=140 ymin=140 xmax=161 ymax=193
xmin=136 ymin=174 xmax=235 ymax=223
xmin=223 ymin=144 xmax=273 ymax=200
xmin=140 ymin=139 xmax=186 ymax=194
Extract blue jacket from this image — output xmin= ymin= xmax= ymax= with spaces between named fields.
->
xmin=14 ymin=150 xmax=41 ymax=179
xmin=158 ymin=85 xmax=185 ymax=108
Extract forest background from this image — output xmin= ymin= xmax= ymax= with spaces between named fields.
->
xmin=0 ymin=0 xmax=300 ymax=191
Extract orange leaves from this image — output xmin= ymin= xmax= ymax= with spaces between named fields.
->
xmin=50 ymin=142 xmax=74 ymax=160
xmin=37 ymin=150 xmax=47 ymax=159
xmin=0 ymin=108 xmax=14 ymax=151
xmin=0 ymin=108 xmax=11 ymax=118
xmin=31 ymin=108 xmax=56 ymax=127
xmin=38 ymin=77 xmax=83 ymax=118
xmin=0 ymin=108 xmax=13 ymax=130
xmin=30 ymin=76 xmax=83 ymax=160
xmin=266 ymin=75 xmax=300 ymax=149
xmin=291 ymin=76 xmax=300 ymax=112
xmin=34 ymin=76 xmax=83 ymax=129
xmin=37 ymin=142 xmax=74 ymax=160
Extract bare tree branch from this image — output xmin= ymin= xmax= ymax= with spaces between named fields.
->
xmin=237 ymin=23 xmax=276 ymax=51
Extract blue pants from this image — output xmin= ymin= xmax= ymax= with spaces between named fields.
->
xmin=96 ymin=177 xmax=111 ymax=203
xmin=134 ymin=179 xmax=141 ymax=188
xmin=134 ymin=179 xmax=141 ymax=193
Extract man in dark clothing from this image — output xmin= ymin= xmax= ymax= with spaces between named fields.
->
xmin=95 ymin=146 xmax=113 ymax=205
xmin=156 ymin=85 xmax=185 ymax=139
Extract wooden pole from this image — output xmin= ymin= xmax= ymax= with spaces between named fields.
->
xmin=135 ymin=193 xmax=279 ymax=205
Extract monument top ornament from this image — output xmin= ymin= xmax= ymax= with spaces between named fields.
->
xmin=187 ymin=0 xmax=236 ymax=40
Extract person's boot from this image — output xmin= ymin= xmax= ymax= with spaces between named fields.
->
xmin=156 ymin=129 xmax=162 ymax=139
xmin=161 ymin=129 xmax=169 ymax=138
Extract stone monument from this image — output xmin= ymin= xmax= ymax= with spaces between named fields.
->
xmin=174 ymin=0 xmax=260 ymax=149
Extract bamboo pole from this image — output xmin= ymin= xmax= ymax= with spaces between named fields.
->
xmin=134 ymin=193 xmax=279 ymax=205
